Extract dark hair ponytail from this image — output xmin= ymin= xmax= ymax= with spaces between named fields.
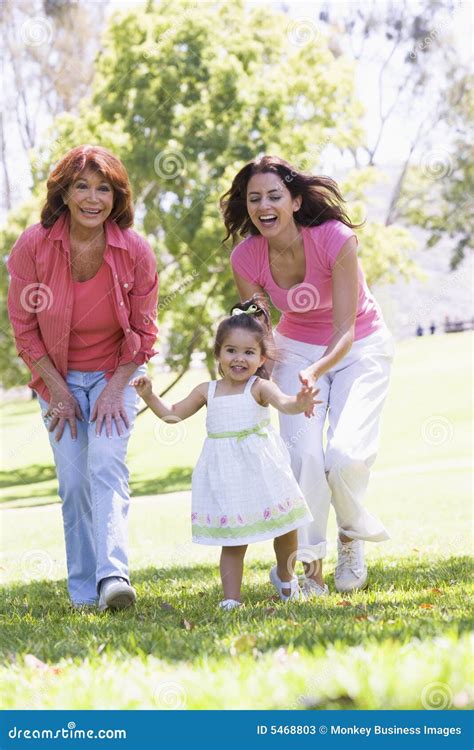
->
xmin=214 ymin=295 xmax=274 ymax=379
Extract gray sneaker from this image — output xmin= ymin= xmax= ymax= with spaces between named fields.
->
xmin=335 ymin=538 xmax=368 ymax=592
xmin=299 ymin=577 xmax=329 ymax=598
xmin=98 ymin=577 xmax=136 ymax=612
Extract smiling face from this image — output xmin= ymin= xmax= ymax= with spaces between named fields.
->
xmin=217 ymin=328 xmax=265 ymax=382
xmin=63 ymin=167 xmax=114 ymax=233
xmin=246 ymin=171 xmax=302 ymax=237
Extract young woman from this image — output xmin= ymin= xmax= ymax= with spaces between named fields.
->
xmin=221 ymin=155 xmax=394 ymax=595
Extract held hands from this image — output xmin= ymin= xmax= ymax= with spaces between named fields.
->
xmin=298 ymin=365 xmax=319 ymax=389
xmin=129 ymin=375 xmax=153 ymax=400
xmin=295 ymin=383 xmax=322 ymax=418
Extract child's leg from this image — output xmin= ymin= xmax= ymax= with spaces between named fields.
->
xmin=220 ymin=545 xmax=248 ymax=601
xmin=274 ymin=530 xmax=298 ymax=596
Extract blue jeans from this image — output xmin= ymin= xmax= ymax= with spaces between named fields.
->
xmin=37 ymin=366 xmax=146 ymax=605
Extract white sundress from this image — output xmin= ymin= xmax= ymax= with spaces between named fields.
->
xmin=191 ymin=375 xmax=313 ymax=546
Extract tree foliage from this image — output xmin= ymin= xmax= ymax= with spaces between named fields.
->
xmin=2 ymin=0 xmax=418 ymax=388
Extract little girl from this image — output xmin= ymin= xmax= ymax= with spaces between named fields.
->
xmin=130 ymin=299 xmax=320 ymax=610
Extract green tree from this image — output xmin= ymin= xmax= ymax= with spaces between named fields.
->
xmin=398 ymin=71 xmax=473 ymax=269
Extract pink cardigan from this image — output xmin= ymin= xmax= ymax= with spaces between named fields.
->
xmin=7 ymin=213 xmax=159 ymax=401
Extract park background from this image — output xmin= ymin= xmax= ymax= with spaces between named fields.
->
xmin=0 ymin=0 xmax=472 ymax=710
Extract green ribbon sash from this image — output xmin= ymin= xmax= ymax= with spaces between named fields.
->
xmin=208 ymin=418 xmax=270 ymax=442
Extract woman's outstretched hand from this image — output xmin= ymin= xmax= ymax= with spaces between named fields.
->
xmin=129 ymin=375 xmax=153 ymax=400
xmin=296 ymin=384 xmax=322 ymax=418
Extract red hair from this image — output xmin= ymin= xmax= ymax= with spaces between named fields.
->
xmin=40 ymin=145 xmax=134 ymax=229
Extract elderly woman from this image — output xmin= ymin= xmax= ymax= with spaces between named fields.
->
xmin=7 ymin=145 xmax=158 ymax=611
xmin=222 ymin=156 xmax=394 ymax=597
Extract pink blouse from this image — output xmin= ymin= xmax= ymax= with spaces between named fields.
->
xmin=68 ymin=262 xmax=124 ymax=372
xmin=7 ymin=213 xmax=159 ymax=401
xmin=231 ymin=220 xmax=383 ymax=345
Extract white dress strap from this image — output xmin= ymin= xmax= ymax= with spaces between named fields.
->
xmin=207 ymin=381 xmax=217 ymax=400
xmin=244 ymin=375 xmax=258 ymax=394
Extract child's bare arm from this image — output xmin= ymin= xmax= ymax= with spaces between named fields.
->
xmin=258 ymin=379 xmax=321 ymax=418
xmin=130 ymin=377 xmax=207 ymax=421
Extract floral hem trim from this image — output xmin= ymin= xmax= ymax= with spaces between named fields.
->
xmin=192 ymin=504 xmax=310 ymax=540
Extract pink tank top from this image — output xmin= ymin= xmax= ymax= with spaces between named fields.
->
xmin=68 ymin=262 xmax=124 ymax=371
xmin=231 ymin=220 xmax=383 ymax=345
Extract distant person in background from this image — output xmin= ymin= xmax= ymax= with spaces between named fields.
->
xmin=416 ymin=325 xmax=424 ymax=337
xmin=429 ymin=322 xmax=436 ymax=335
xmin=7 ymin=145 xmax=158 ymax=611
xmin=222 ymin=155 xmax=395 ymax=596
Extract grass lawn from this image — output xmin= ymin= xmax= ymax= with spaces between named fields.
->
xmin=0 ymin=332 xmax=472 ymax=710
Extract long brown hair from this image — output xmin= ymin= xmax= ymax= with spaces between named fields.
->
xmin=220 ymin=154 xmax=360 ymax=243
xmin=40 ymin=145 xmax=134 ymax=229
xmin=214 ymin=296 xmax=274 ymax=380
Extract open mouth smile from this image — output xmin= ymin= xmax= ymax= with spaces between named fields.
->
xmin=258 ymin=214 xmax=277 ymax=227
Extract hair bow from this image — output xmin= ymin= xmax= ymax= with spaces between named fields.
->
xmin=231 ymin=304 xmax=259 ymax=316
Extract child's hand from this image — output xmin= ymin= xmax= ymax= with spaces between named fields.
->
xmin=296 ymin=384 xmax=322 ymax=418
xmin=129 ymin=376 xmax=153 ymax=400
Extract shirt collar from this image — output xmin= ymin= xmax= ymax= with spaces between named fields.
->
xmin=47 ymin=211 xmax=128 ymax=251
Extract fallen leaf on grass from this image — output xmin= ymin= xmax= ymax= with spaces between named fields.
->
xmin=159 ymin=601 xmax=177 ymax=613
xmin=431 ymin=588 xmax=443 ymax=595
xmin=336 ymin=600 xmax=352 ymax=607
xmin=354 ymin=614 xmax=368 ymax=621
xmin=419 ymin=603 xmax=434 ymax=609
xmin=264 ymin=607 xmax=276 ymax=616
xmin=268 ymin=595 xmax=280 ymax=603
xmin=181 ymin=619 xmax=195 ymax=631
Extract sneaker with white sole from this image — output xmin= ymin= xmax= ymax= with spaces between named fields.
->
xmin=335 ymin=538 xmax=368 ymax=592
xmin=299 ymin=577 xmax=329 ymax=598
xmin=98 ymin=577 xmax=136 ymax=612
xmin=219 ymin=599 xmax=242 ymax=611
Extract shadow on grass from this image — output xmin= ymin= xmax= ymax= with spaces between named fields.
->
xmin=1 ymin=466 xmax=192 ymax=507
xmin=1 ymin=557 xmax=472 ymax=665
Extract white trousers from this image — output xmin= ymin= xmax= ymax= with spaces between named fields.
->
xmin=272 ymin=327 xmax=395 ymax=560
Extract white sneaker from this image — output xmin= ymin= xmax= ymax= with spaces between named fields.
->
xmin=219 ymin=599 xmax=242 ymax=611
xmin=98 ymin=577 xmax=136 ymax=612
xmin=269 ymin=566 xmax=301 ymax=601
xmin=299 ymin=577 xmax=329 ymax=598
xmin=335 ymin=537 xmax=367 ymax=592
